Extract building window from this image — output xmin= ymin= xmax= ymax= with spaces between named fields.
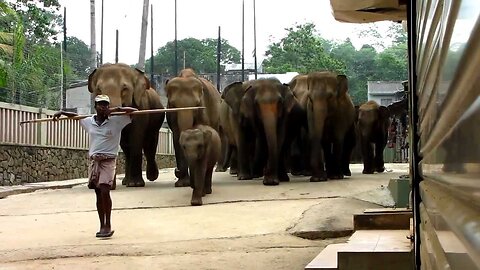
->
xmin=381 ymin=98 xmax=392 ymax=106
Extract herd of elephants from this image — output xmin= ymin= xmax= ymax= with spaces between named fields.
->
xmin=87 ymin=63 xmax=391 ymax=205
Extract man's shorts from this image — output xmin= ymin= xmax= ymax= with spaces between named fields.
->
xmin=88 ymin=155 xmax=116 ymax=189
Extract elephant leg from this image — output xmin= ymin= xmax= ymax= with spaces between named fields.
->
xmin=323 ymin=142 xmax=335 ymax=178
xmin=191 ymin=164 xmax=206 ymax=206
xmin=329 ymin=138 xmax=344 ymax=179
xmin=143 ymin=128 xmax=159 ymax=181
xmin=289 ymin=136 xmax=304 ymax=175
xmin=310 ymin=139 xmax=327 ymax=182
xmin=374 ymin=140 xmax=386 ymax=173
xmin=229 ymin=146 xmax=238 ymax=175
xmin=120 ymin=132 xmax=131 ymax=186
xmin=361 ymin=137 xmax=375 ymax=174
xmin=215 ymin=129 xmax=229 ymax=172
xmin=204 ymin=165 xmax=214 ymax=195
xmin=172 ymin=130 xmax=190 ymax=187
xmin=342 ymin=126 xmax=356 ymax=177
xmin=127 ymin=131 xmax=146 ymax=187
xmin=220 ymin=142 xmax=232 ymax=173
xmin=237 ymin=127 xmax=254 ymax=180
xmin=253 ymin=135 xmax=267 ymax=179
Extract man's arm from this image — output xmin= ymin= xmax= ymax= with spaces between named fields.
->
xmin=53 ymin=110 xmax=79 ymax=120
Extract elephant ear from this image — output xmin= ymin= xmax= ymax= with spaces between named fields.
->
xmin=240 ymin=85 xmax=255 ymax=119
xmin=87 ymin=68 xmax=98 ymax=93
xmin=133 ymin=68 xmax=150 ymax=106
xmin=336 ymin=74 xmax=349 ymax=97
xmin=282 ymin=83 xmax=298 ymax=114
xmin=223 ymin=81 xmax=244 ymax=115
xmin=379 ymin=105 xmax=390 ymax=119
xmin=203 ymin=129 xmax=212 ymax=145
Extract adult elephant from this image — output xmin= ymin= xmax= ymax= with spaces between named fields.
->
xmin=300 ymin=71 xmax=356 ymax=181
xmin=223 ymin=78 xmax=300 ymax=185
xmin=357 ymin=100 xmax=390 ymax=174
xmin=287 ymin=74 xmax=310 ymax=176
xmin=88 ymin=63 xmax=165 ymax=187
xmin=165 ymin=68 xmax=221 ymax=187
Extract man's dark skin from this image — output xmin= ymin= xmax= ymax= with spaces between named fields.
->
xmin=54 ymin=101 xmax=137 ymax=237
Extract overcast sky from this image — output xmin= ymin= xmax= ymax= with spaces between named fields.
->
xmin=57 ymin=0 xmax=394 ymax=66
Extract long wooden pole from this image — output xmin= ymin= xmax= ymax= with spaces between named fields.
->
xmin=19 ymin=106 xmax=206 ymax=125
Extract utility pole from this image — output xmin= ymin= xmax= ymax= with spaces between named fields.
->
xmin=150 ymin=4 xmax=154 ymax=85
xmin=62 ymin=7 xmax=67 ymax=109
xmin=216 ymin=26 xmax=221 ymax=92
xmin=90 ymin=0 xmax=96 ymax=113
xmin=174 ymin=0 xmax=178 ymax=75
xmin=137 ymin=0 xmax=149 ymax=70
xmin=241 ymin=0 xmax=245 ymax=81
xmin=115 ymin=29 xmax=119 ymax=63
xmin=253 ymin=0 xmax=258 ymax=79
xmin=100 ymin=0 xmax=104 ymax=65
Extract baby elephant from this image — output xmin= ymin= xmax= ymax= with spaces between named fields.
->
xmin=179 ymin=125 xmax=221 ymax=206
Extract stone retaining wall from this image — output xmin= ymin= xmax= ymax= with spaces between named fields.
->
xmin=0 ymin=143 xmax=176 ymax=186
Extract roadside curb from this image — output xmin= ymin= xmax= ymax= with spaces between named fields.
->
xmin=0 ymin=179 xmax=88 ymax=199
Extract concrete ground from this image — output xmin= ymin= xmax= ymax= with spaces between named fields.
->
xmin=0 ymin=163 xmax=409 ymax=270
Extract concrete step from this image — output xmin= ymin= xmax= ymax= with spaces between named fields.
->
xmin=305 ymin=230 xmax=413 ymax=270
xmin=353 ymin=210 xmax=412 ymax=230
xmin=305 ymin=243 xmax=347 ymax=270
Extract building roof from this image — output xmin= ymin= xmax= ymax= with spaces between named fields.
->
xmin=368 ymin=81 xmax=405 ymax=95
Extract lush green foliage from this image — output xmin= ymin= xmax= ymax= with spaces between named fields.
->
xmin=145 ymin=38 xmax=241 ymax=75
xmin=0 ymin=0 xmax=82 ymax=109
xmin=262 ymin=23 xmax=408 ymax=105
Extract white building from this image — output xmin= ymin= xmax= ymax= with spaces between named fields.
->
xmin=367 ymin=81 xmax=405 ymax=106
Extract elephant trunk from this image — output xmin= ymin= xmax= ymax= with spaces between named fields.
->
xmin=259 ymin=103 xmax=279 ymax=178
xmin=311 ymin=100 xmax=328 ymax=140
xmin=177 ymin=110 xmax=195 ymax=132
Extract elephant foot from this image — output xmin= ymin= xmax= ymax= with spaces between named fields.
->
xmin=279 ymin=173 xmax=290 ymax=182
xmin=229 ymin=168 xmax=238 ymax=175
xmin=126 ymin=179 xmax=145 ymax=187
xmin=263 ymin=175 xmax=279 ymax=186
xmin=343 ymin=168 xmax=352 ymax=177
xmin=362 ymin=169 xmax=375 ymax=174
xmin=175 ymin=176 xmax=191 ymax=187
xmin=175 ymin=168 xmax=188 ymax=179
xmin=191 ymin=195 xmax=203 ymax=206
xmin=310 ymin=175 xmax=327 ymax=182
xmin=215 ymin=166 xmax=228 ymax=172
xmin=205 ymin=187 xmax=212 ymax=194
xmin=329 ymin=174 xmax=344 ymax=180
xmin=238 ymin=174 xmax=253 ymax=180
xmin=146 ymin=165 xmax=159 ymax=181
xmin=121 ymin=177 xmax=128 ymax=186
xmin=375 ymin=166 xmax=385 ymax=173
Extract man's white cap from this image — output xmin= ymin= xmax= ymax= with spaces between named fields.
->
xmin=94 ymin=94 xmax=110 ymax=103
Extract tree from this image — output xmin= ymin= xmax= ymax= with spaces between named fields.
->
xmin=262 ymin=23 xmax=345 ymax=74
xmin=145 ymin=37 xmax=241 ymax=75
xmin=66 ymin=37 xmax=93 ymax=79
xmin=7 ymin=0 xmax=62 ymax=44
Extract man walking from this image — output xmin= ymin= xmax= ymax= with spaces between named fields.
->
xmin=54 ymin=95 xmax=137 ymax=238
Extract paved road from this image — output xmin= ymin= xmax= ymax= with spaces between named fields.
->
xmin=0 ymin=163 xmax=409 ymax=270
